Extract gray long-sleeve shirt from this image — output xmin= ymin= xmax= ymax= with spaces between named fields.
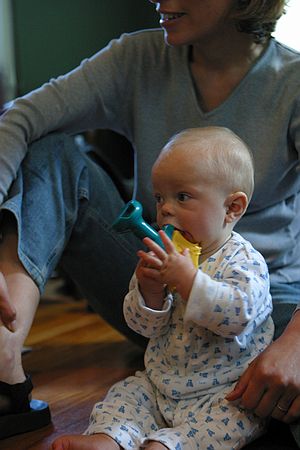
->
xmin=0 ymin=29 xmax=299 ymax=284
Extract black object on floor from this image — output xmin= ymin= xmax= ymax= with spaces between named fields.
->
xmin=0 ymin=375 xmax=51 ymax=439
xmin=244 ymin=419 xmax=298 ymax=449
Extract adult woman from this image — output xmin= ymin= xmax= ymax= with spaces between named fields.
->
xmin=0 ymin=0 xmax=299 ymax=445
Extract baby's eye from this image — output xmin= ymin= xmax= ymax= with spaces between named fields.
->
xmin=155 ymin=194 xmax=163 ymax=204
xmin=177 ymin=192 xmax=190 ymax=202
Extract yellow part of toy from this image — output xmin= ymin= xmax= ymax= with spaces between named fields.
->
xmin=171 ymin=230 xmax=201 ymax=268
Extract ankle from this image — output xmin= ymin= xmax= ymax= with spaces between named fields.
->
xmin=96 ymin=433 xmax=122 ymax=449
xmin=52 ymin=433 xmax=122 ymax=450
xmin=144 ymin=442 xmax=169 ymax=450
xmin=0 ymin=328 xmax=25 ymax=383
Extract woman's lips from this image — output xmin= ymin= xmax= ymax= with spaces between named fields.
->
xmin=159 ymin=12 xmax=186 ymax=25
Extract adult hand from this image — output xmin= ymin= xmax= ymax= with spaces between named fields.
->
xmin=226 ymin=310 xmax=300 ymax=423
xmin=0 ymin=271 xmax=16 ymax=332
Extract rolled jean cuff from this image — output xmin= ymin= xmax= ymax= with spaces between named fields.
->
xmin=0 ymin=132 xmax=90 ymax=294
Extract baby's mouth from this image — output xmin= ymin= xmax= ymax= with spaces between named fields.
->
xmin=162 ymin=224 xmax=194 ymax=243
xmin=179 ymin=230 xmax=194 ymax=243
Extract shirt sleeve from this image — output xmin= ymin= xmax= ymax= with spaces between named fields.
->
xmin=123 ymin=274 xmax=173 ymax=338
xmin=0 ymin=33 xmax=135 ymax=204
xmin=289 ymin=94 xmax=300 ymax=163
xmin=184 ymin=243 xmax=273 ymax=339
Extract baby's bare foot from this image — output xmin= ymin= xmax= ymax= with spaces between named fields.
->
xmin=144 ymin=441 xmax=169 ymax=450
xmin=51 ymin=433 xmax=121 ymax=450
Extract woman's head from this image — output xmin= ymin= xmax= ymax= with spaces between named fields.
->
xmin=148 ymin=0 xmax=287 ymax=45
xmin=230 ymin=0 xmax=287 ymax=42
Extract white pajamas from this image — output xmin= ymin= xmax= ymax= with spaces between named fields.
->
xmin=85 ymin=232 xmax=274 ymax=449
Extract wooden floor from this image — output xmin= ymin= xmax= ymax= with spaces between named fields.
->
xmin=0 ymin=279 xmax=144 ymax=450
xmin=1 ymin=280 xmax=299 ymax=450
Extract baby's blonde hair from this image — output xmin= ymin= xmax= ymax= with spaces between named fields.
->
xmin=161 ymin=126 xmax=255 ymax=201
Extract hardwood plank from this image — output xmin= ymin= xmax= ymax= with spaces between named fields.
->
xmin=0 ymin=280 xmax=144 ymax=450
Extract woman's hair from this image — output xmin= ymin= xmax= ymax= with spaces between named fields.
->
xmin=232 ymin=0 xmax=288 ymax=43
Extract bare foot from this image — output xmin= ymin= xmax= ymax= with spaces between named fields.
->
xmin=50 ymin=433 xmax=121 ymax=450
xmin=145 ymin=441 xmax=169 ymax=450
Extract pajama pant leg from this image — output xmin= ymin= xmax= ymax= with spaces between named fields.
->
xmin=142 ymin=389 xmax=267 ymax=450
xmin=84 ymin=371 xmax=167 ymax=449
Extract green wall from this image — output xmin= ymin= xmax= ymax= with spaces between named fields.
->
xmin=12 ymin=0 xmax=157 ymax=96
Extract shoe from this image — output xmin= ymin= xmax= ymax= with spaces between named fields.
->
xmin=0 ymin=374 xmax=51 ymax=439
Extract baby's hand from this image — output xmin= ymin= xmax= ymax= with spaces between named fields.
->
xmin=144 ymin=231 xmax=197 ymax=301
xmin=136 ymin=250 xmax=165 ymax=310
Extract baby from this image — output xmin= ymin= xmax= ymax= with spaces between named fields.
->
xmin=52 ymin=126 xmax=274 ymax=450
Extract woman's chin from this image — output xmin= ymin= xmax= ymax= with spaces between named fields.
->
xmin=162 ymin=30 xmax=190 ymax=47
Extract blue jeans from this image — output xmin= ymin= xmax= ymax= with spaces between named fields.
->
xmin=0 ymin=133 xmax=146 ymax=346
xmin=271 ymin=282 xmax=300 ymax=339
xmin=270 ymin=283 xmax=300 ymax=447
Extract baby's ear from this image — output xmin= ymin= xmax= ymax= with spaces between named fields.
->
xmin=225 ymin=192 xmax=248 ymax=223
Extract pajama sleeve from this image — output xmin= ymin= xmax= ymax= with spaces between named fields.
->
xmin=123 ymin=274 xmax=173 ymax=338
xmin=184 ymin=244 xmax=273 ymax=339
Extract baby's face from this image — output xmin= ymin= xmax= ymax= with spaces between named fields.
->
xmin=152 ymin=145 xmax=230 ymax=252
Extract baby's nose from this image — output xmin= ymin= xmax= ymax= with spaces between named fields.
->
xmin=161 ymin=201 xmax=174 ymax=216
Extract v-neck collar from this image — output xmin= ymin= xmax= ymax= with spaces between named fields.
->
xmin=183 ymin=39 xmax=273 ymax=118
